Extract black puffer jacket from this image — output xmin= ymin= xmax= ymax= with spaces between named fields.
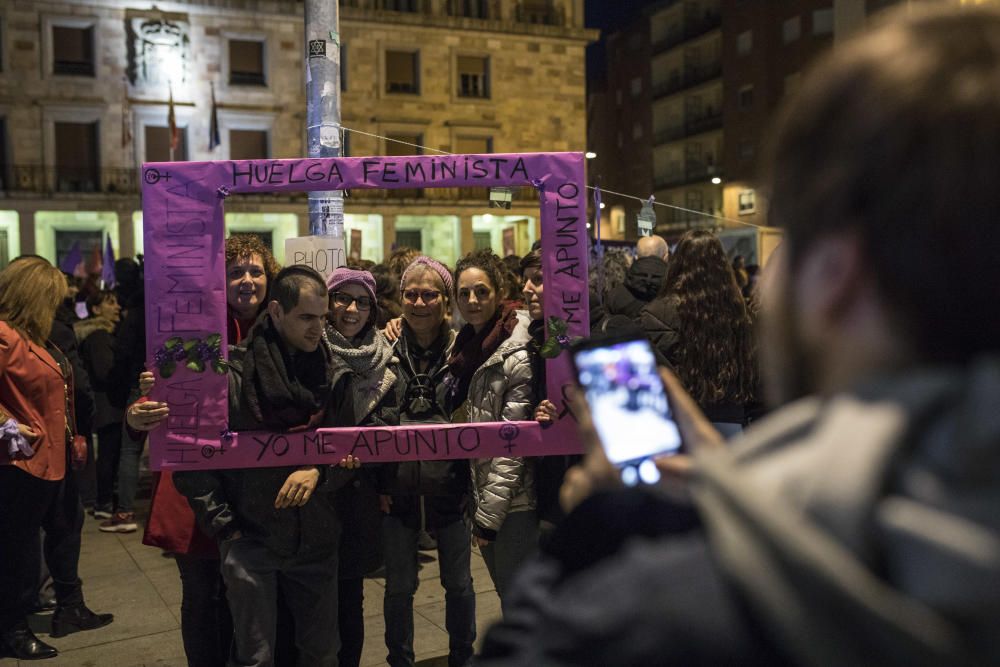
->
xmin=175 ymin=343 xmax=351 ymax=558
xmin=605 ymin=256 xmax=667 ymax=318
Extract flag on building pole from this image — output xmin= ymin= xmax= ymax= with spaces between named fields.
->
xmin=208 ymin=82 xmax=221 ymax=152
xmin=121 ymin=79 xmax=133 ymax=149
xmin=168 ymin=83 xmax=179 ymax=159
xmin=59 ymin=241 xmax=83 ymax=276
xmin=102 ymin=236 xmax=116 ymax=289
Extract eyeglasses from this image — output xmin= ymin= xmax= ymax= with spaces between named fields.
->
xmin=330 ymin=292 xmax=373 ymax=311
xmin=403 ymin=289 xmax=442 ymax=305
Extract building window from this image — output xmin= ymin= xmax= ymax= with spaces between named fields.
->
xmin=738 ymin=189 xmax=756 ymax=215
xmin=457 ymin=55 xmax=489 ymax=99
xmin=230 ymin=129 xmax=269 ymax=160
xmin=632 ymin=122 xmax=643 ymax=140
xmin=813 ymin=9 xmax=834 ymax=35
xmin=229 ymin=39 xmax=266 ymax=86
xmin=473 ymin=231 xmax=492 ymax=250
xmin=382 ymin=0 xmax=419 ymax=12
xmin=53 ymin=25 xmax=95 ymax=76
xmin=386 ymin=133 xmax=423 ymax=156
xmin=453 ymin=0 xmax=489 ymax=19
xmin=0 ymin=119 xmax=7 ymax=190
xmin=340 ymin=43 xmax=348 ymax=91
xmin=738 ymin=85 xmax=754 ymax=110
xmin=783 ymin=16 xmax=801 ymax=43
xmin=737 ymin=30 xmax=752 ymax=56
xmin=386 ymin=50 xmax=420 ymax=94
xmin=55 ymin=122 xmax=99 ymax=192
xmin=630 ymin=77 xmax=642 ymax=97
xmin=145 ymin=125 xmax=188 ymax=162
xmin=455 ymin=136 xmax=493 ymax=154
xmin=396 ymin=229 xmax=423 ymax=250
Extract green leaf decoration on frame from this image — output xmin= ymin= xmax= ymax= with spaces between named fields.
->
xmin=186 ymin=358 xmax=205 ymax=373
xmin=160 ymin=360 xmax=177 ymax=378
xmin=164 ymin=336 xmax=183 ymax=350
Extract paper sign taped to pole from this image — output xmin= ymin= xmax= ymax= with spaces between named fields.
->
xmin=285 ymin=235 xmax=346 ymax=280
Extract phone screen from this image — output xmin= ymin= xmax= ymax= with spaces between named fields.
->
xmin=573 ymin=338 xmax=681 ymax=486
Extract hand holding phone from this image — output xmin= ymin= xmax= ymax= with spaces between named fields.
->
xmin=571 ymin=335 xmax=682 ymax=486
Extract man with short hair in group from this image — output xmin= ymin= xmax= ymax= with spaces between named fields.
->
xmin=604 ymin=235 xmax=669 ymax=318
xmin=478 ymin=5 xmax=1000 ymax=665
xmin=176 ymin=265 xmax=357 ymax=667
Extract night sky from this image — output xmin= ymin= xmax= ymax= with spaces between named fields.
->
xmin=584 ymin=0 xmax=661 ymax=83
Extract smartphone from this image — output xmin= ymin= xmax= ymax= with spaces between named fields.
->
xmin=571 ymin=335 xmax=682 ymax=486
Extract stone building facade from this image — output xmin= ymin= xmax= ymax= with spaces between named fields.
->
xmin=0 ymin=0 xmax=595 ymax=268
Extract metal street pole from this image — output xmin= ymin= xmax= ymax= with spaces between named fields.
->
xmin=305 ymin=0 xmax=344 ymax=237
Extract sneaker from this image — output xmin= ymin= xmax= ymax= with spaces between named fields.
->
xmin=92 ymin=509 xmax=112 ymax=520
xmin=98 ymin=512 xmax=137 ymax=533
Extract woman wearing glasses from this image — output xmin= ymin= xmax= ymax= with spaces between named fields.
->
xmin=323 ymin=267 xmax=399 ymax=667
xmin=380 ymin=256 xmax=476 ymax=667
xmin=444 ymin=249 xmax=537 ymax=615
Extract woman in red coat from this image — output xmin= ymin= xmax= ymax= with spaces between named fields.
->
xmin=0 ymin=257 xmax=110 ymax=660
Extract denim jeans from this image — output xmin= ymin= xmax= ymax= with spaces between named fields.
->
xmin=116 ymin=428 xmax=144 ymax=513
xmin=382 ymin=514 xmax=475 ymax=667
xmin=176 ymin=554 xmax=233 ymax=667
xmin=479 ymin=509 xmax=539 ymax=615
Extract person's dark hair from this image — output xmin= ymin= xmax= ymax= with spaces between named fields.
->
xmin=660 ymin=230 xmax=756 ymax=406
xmin=454 ymin=248 xmax=506 ymax=296
xmin=85 ymin=289 xmax=117 ymax=318
xmin=269 ymin=265 xmax=326 ymax=313
xmin=371 ymin=263 xmax=402 ymax=328
xmin=387 ymin=247 xmax=420 ymax=279
xmin=501 ymin=254 xmax=524 ymax=301
xmin=518 ymin=249 xmax=541 ymax=276
xmin=763 ymin=4 xmax=1000 ymax=363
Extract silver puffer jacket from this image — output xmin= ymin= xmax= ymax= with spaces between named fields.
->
xmin=465 ymin=311 xmax=537 ymax=535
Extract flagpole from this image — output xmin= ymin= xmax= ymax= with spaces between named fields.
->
xmin=168 ymin=82 xmax=175 ymax=162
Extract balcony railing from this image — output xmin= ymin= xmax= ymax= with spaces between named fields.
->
xmin=2 ymin=166 xmax=139 ymax=195
xmin=653 ymin=161 xmax=720 ymax=190
xmin=341 ymin=0 xmax=565 ymax=26
xmin=654 ymin=111 xmax=722 ymax=146
xmin=652 ymin=10 xmax=722 ymax=55
xmin=685 ymin=111 xmax=722 ymax=136
xmin=652 ymin=62 xmax=722 ymax=100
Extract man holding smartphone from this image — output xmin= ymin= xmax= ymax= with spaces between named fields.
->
xmin=478 ymin=5 xmax=1000 ymax=666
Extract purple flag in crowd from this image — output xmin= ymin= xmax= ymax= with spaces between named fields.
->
xmin=102 ymin=236 xmax=116 ymax=288
xmin=59 ymin=241 xmax=82 ymax=275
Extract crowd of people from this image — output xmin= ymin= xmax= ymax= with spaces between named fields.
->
xmin=1 ymin=4 xmax=999 ymax=666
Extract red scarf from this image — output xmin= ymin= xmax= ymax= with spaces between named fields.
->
xmin=445 ymin=303 xmax=520 ymax=409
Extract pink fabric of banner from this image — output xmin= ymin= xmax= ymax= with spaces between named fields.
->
xmin=142 ymin=153 xmax=588 ymax=470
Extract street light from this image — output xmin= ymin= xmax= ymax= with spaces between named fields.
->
xmin=585 ymin=152 xmax=597 ymax=159
xmin=711 ymin=177 xmax=722 ymax=185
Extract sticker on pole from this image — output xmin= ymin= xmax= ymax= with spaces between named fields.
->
xmin=637 ymin=196 xmax=656 ymax=237
xmin=308 ymin=39 xmax=326 ymax=58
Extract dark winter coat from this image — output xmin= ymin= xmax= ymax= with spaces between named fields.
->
xmin=75 ymin=317 xmax=123 ymax=430
xmin=174 ymin=341 xmax=351 ymax=558
xmin=50 ymin=307 xmax=95 ymax=438
xmin=605 ymin=256 xmax=667 ymax=319
xmin=479 ymin=358 xmax=1000 ymax=666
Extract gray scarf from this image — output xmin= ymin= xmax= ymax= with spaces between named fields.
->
xmin=323 ymin=325 xmax=395 ymax=421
